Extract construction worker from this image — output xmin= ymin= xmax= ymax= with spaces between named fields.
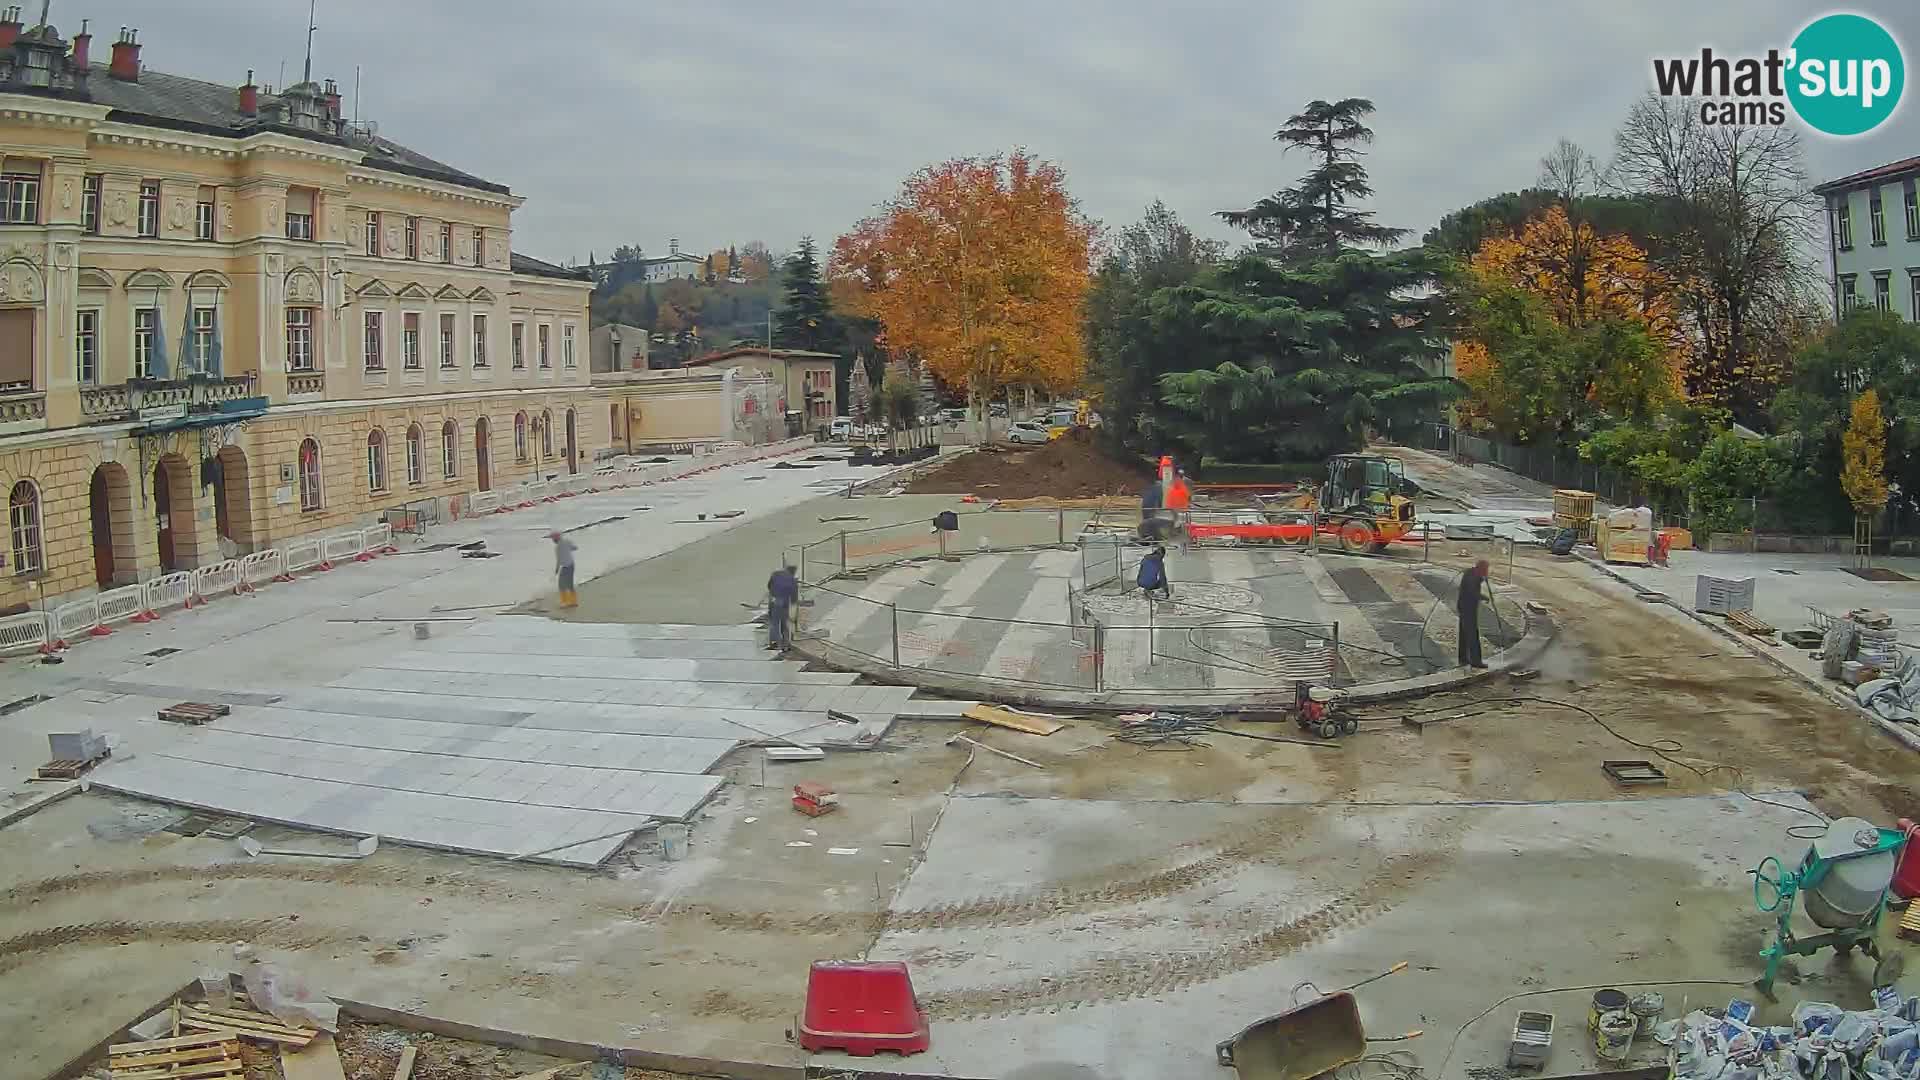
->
xmin=1137 ymin=544 xmax=1172 ymax=601
xmin=551 ymin=531 xmax=578 ymax=608
xmin=1165 ymin=468 xmax=1193 ymax=550
xmin=1457 ymin=559 xmax=1490 ymax=669
xmin=1139 ymin=473 xmax=1165 ymax=541
xmin=766 ymin=562 xmax=799 ymax=651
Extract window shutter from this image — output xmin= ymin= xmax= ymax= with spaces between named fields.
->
xmin=287 ymin=187 xmax=315 ymax=214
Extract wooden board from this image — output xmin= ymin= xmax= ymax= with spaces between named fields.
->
xmin=109 ymin=1031 xmax=243 ymax=1080
xmin=1899 ymin=902 xmax=1920 ymax=941
xmin=1729 ymin=609 xmax=1777 ymax=638
xmin=963 ymin=703 xmax=1067 ymax=736
xmin=279 ymin=1033 xmax=348 ymax=1080
xmin=159 ymin=702 xmax=231 ymax=725
xmin=391 ymin=1045 xmax=418 ymax=1080
xmin=177 ymin=1003 xmax=317 ymax=1046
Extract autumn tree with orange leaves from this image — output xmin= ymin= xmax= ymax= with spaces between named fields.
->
xmin=832 ymin=152 xmax=1096 ymax=424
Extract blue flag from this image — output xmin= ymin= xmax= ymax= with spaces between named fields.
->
xmin=149 ymin=296 xmax=169 ymax=380
xmin=207 ymin=303 xmax=222 ymax=377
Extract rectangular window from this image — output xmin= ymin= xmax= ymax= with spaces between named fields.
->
xmin=512 ymin=323 xmax=525 ymax=369
xmin=473 ymin=314 xmax=488 ymax=367
xmin=473 ymin=228 xmax=485 ymax=265
xmin=1840 ymin=274 xmax=1859 ymax=311
xmin=1908 ymin=179 xmax=1920 ymax=241
xmin=138 ymin=181 xmax=159 ymax=237
xmin=1871 ymin=189 xmax=1887 ymax=245
xmin=75 ymin=309 xmax=97 ymax=385
xmin=439 ymin=313 xmax=456 ymax=368
xmin=81 ymin=174 xmax=99 ymax=234
xmin=134 ymin=307 xmax=157 ymax=377
xmin=441 ymin=223 xmax=453 ymax=264
xmin=405 ymin=216 xmax=419 ymax=259
xmin=0 ymin=163 xmax=40 ymax=225
xmin=195 ymin=187 xmax=215 ymax=241
xmin=403 ymin=312 xmax=421 ymax=370
xmin=1875 ymin=272 xmax=1892 ymax=312
xmin=1836 ymin=200 xmax=1854 ymax=250
xmin=286 ymin=307 xmax=314 ymax=372
xmin=190 ymin=307 xmax=215 ymax=371
xmin=538 ymin=325 xmax=551 ymax=368
xmin=365 ymin=211 xmax=380 ymax=256
xmin=563 ymin=324 xmax=576 ymax=368
xmin=363 ymin=311 xmax=384 ymax=370
xmin=285 ymin=186 xmax=314 ymax=241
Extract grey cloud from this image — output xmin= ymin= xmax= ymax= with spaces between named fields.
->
xmin=67 ymin=1 xmax=1920 ymax=261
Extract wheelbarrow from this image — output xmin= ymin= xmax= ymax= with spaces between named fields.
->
xmin=1216 ymin=963 xmax=1417 ymax=1080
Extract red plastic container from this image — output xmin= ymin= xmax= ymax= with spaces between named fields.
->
xmin=1893 ymin=819 xmax=1920 ymax=901
xmin=796 ymin=960 xmax=929 ymax=1057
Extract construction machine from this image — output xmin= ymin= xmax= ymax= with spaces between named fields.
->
xmin=1184 ymin=452 xmax=1418 ymax=553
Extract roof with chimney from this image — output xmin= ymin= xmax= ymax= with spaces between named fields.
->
xmin=0 ymin=14 xmax=507 ymax=195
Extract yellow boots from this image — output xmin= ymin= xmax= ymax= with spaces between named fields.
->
xmin=559 ymin=589 xmax=579 ymax=608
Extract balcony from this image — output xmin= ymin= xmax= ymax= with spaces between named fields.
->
xmin=81 ymin=374 xmax=260 ymax=425
xmin=288 ymin=371 xmax=326 ymax=398
xmin=0 ymin=387 xmax=45 ymax=433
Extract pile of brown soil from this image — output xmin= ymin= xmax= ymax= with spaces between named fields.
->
xmin=905 ymin=429 xmax=1152 ymax=500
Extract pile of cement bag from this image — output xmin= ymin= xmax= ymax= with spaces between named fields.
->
xmin=1663 ymin=996 xmax=1920 ymax=1080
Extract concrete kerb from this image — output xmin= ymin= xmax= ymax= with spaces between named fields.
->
xmin=1569 ymin=551 xmax=1920 ymax=754
xmin=790 ymin=545 xmax=1558 ymax=713
xmin=331 ymin=996 xmax=806 ymax=1080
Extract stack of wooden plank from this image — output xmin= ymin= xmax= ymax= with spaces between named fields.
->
xmin=1728 ymin=609 xmax=1776 ymax=640
xmin=108 ymin=1031 xmax=243 ymax=1079
xmin=176 ymin=1002 xmax=319 ymax=1047
xmin=158 ymin=702 xmax=231 ymax=726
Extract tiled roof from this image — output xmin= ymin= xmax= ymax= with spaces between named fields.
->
xmin=75 ymin=65 xmax=507 ymax=195
xmin=1814 ymin=155 xmax=1920 ymax=194
xmin=510 ymin=251 xmax=591 ymax=282
xmin=684 ymin=346 xmax=840 ymax=367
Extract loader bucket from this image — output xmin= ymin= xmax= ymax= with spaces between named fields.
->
xmin=1215 ymin=990 xmax=1366 ymax=1080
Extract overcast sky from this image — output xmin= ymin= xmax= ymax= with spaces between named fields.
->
xmin=74 ymin=1 xmax=1920 ymax=264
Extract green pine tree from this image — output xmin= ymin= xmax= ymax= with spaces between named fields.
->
xmin=773 ymin=236 xmax=837 ymax=353
xmin=638 ymin=285 xmax=659 ymax=330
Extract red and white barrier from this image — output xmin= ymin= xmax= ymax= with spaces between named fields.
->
xmin=143 ymin=570 xmax=194 ymax=618
xmin=192 ymin=559 xmax=242 ymax=602
xmin=241 ymin=549 xmax=285 ymax=590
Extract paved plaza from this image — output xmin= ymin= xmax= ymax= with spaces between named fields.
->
xmin=803 ymin=542 xmax=1530 ymax=696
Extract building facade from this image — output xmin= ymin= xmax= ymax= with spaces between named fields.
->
xmin=1817 ymin=154 xmax=1920 ymax=321
xmin=681 ymin=347 xmax=839 ymax=432
xmin=639 ymin=240 xmax=705 ymax=282
xmin=0 ymin=17 xmax=609 ymax=611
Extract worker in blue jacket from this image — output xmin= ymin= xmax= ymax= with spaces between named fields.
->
xmin=1137 ymin=545 xmax=1172 ymax=601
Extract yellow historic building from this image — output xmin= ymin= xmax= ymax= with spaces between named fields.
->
xmin=0 ymin=16 xmax=608 ymax=611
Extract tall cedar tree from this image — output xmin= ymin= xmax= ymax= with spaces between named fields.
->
xmin=1151 ymin=99 xmax=1454 ymax=462
xmin=773 ymin=237 xmax=838 ymax=352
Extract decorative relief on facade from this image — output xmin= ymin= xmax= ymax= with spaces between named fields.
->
xmin=285 ymin=269 xmax=322 ymax=303
xmin=110 ymin=193 xmax=128 ymax=225
xmin=169 ymin=199 xmax=187 ymax=229
xmin=59 ymin=180 xmax=71 ymax=209
xmin=51 ymin=244 xmax=73 ymax=272
xmin=0 ymin=261 xmax=45 ymax=304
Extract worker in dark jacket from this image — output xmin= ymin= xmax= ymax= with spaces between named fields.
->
xmin=766 ymin=563 xmax=799 ymax=651
xmin=1137 ymin=545 xmax=1172 ymax=601
xmin=1457 ymin=559 xmax=1490 ymax=669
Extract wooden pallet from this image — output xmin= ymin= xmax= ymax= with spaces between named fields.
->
xmin=1728 ymin=609 xmax=1776 ymax=639
xmin=109 ymin=1030 xmax=244 ymax=1079
xmin=1899 ymin=901 xmax=1920 ymax=942
xmin=158 ymin=702 xmax=231 ymax=726
xmin=176 ymin=1002 xmax=318 ymax=1047
xmin=36 ymin=758 xmax=92 ymax=779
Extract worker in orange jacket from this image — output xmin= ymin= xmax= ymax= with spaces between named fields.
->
xmin=1164 ymin=469 xmax=1192 ymax=550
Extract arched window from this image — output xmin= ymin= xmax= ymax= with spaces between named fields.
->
xmin=298 ymin=438 xmax=322 ymax=511
xmin=366 ymin=429 xmax=387 ymax=491
xmin=514 ymin=412 xmax=528 ymax=462
xmin=8 ymin=480 xmax=41 ymax=573
xmin=540 ymin=409 xmax=554 ymax=458
xmin=405 ymin=424 xmax=424 ymax=485
xmin=441 ymin=420 xmax=458 ymax=478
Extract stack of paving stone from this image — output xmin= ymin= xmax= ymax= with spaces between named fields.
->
xmin=1850 ymin=609 xmax=1901 ymax=669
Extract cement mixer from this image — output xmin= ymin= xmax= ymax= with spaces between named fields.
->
xmin=1751 ymin=817 xmax=1907 ymax=996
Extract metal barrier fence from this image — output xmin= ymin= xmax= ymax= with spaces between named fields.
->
xmin=361 ymin=522 xmax=395 ymax=554
xmin=321 ymin=532 xmax=364 ymax=566
xmin=193 ymin=559 xmax=241 ymax=599
xmin=51 ymin=596 xmax=101 ymax=645
xmin=240 ymin=550 xmax=285 ymax=589
xmin=96 ymin=582 xmax=147 ymax=626
xmin=145 ymin=570 xmax=193 ymax=614
xmin=804 ymin=582 xmax=1105 ymax=691
xmin=468 ymin=491 xmax=502 ymax=515
xmin=284 ymin=538 xmax=324 ymax=573
xmin=0 ymin=610 xmax=47 ymax=654
xmin=1081 ymin=534 xmax=1122 ymax=591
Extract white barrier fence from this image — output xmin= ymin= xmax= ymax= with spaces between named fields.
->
xmin=361 ymin=522 xmax=394 ymax=555
xmin=51 ymin=596 xmax=101 ymax=645
xmin=96 ymin=583 xmax=147 ymax=626
xmin=145 ymin=570 xmax=193 ymax=614
xmin=321 ymin=532 xmax=364 ymax=567
xmin=469 ymin=491 xmax=501 ymax=515
xmin=240 ymin=549 xmax=284 ymax=589
xmin=0 ymin=610 xmax=47 ymax=654
xmin=284 ymin=538 xmax=324 ymax=574
xmin=192 ymin=559 xmax=241 ymax=600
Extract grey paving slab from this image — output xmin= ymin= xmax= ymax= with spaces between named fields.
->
xmin=374 ymin=651 xmax=855 ymax=685
xmin=424 ymin=635 xmax=772 ymax=661
xmin=457 ymin=618 xmax=762 ymax=641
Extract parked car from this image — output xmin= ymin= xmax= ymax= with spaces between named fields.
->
xmin=828 ymin=417 xmax=855 ymax=440
xmin=989 ymin=402 xmax=1008 ymax=417
xmin=942 ymin=407 xmax=968 ymax=424
xmin=1007 ymin=421 xmax=1051 ymax=445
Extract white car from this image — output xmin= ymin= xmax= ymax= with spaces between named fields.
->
xmin=828 ymin=417 xmax=854 ymax=439
xmin=1007 ymin=422 xmax=1050 ymax=445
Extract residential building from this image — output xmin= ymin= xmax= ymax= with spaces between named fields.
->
xmin=589 ymin=364 xmax=784 ymax=453
xmin=0 ymin=16 xmax=608 ymax=610
xmin=1816 ymin=155 xmax=1920 ymax=321
xmin=681 ymin=346 xmax=839 ymax=432
xmin=589 ymin=322 xmax=648 ymax=373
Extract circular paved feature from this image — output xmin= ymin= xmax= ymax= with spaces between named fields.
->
xmin=799 ymin=544 xmax=1538 ymax=705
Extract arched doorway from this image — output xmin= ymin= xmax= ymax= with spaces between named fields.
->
xmin=565 ymin=409 xmax=578 ymax=475
xmin=88 ymin=463 xmax=133 ymax=587
xmin=152 ymin=454 xmax=199 ymax=572
xmin=474 ymin=417 xmax=492 ymax=491
xmin=213 ymin=445 xmax=254 ymax=555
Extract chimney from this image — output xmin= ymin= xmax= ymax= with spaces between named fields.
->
xmin=70 ymin=19 xmax=89 ymax=68
xmin=108 ymin=27 xmax=139 ymax=82
xmin=0 ymin=7 xmax=22 ymax=50
xmin=239 ymin=69 xmax=257 ymax=116
xmin=323 ymin=77 xmax=341 ymax=118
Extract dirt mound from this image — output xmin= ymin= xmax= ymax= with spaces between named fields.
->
xmin=905 ymin=429 xmax=1152 ymax=500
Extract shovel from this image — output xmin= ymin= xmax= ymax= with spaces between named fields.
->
xmin=239 ymin=836 xmax=380 ymax=860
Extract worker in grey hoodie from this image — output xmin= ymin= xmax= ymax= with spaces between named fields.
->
xmin=551 ymin=531 xmax=578 ymax=608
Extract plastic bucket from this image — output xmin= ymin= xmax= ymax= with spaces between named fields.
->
xmin=659 ymin=823 xmax=690 ymax=861
xmin=1594 ymin=1011 xmax=1635 ymax=1062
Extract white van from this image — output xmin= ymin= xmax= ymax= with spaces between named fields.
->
xmin=828 ymin=417 xmax=855 ymax=440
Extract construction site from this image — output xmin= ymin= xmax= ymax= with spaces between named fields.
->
xmin=5 ymin=434 xmax=1920 ymax=1080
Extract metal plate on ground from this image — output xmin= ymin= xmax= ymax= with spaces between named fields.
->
xmin=1602 ymin=759 xmax=1668 ymax=786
